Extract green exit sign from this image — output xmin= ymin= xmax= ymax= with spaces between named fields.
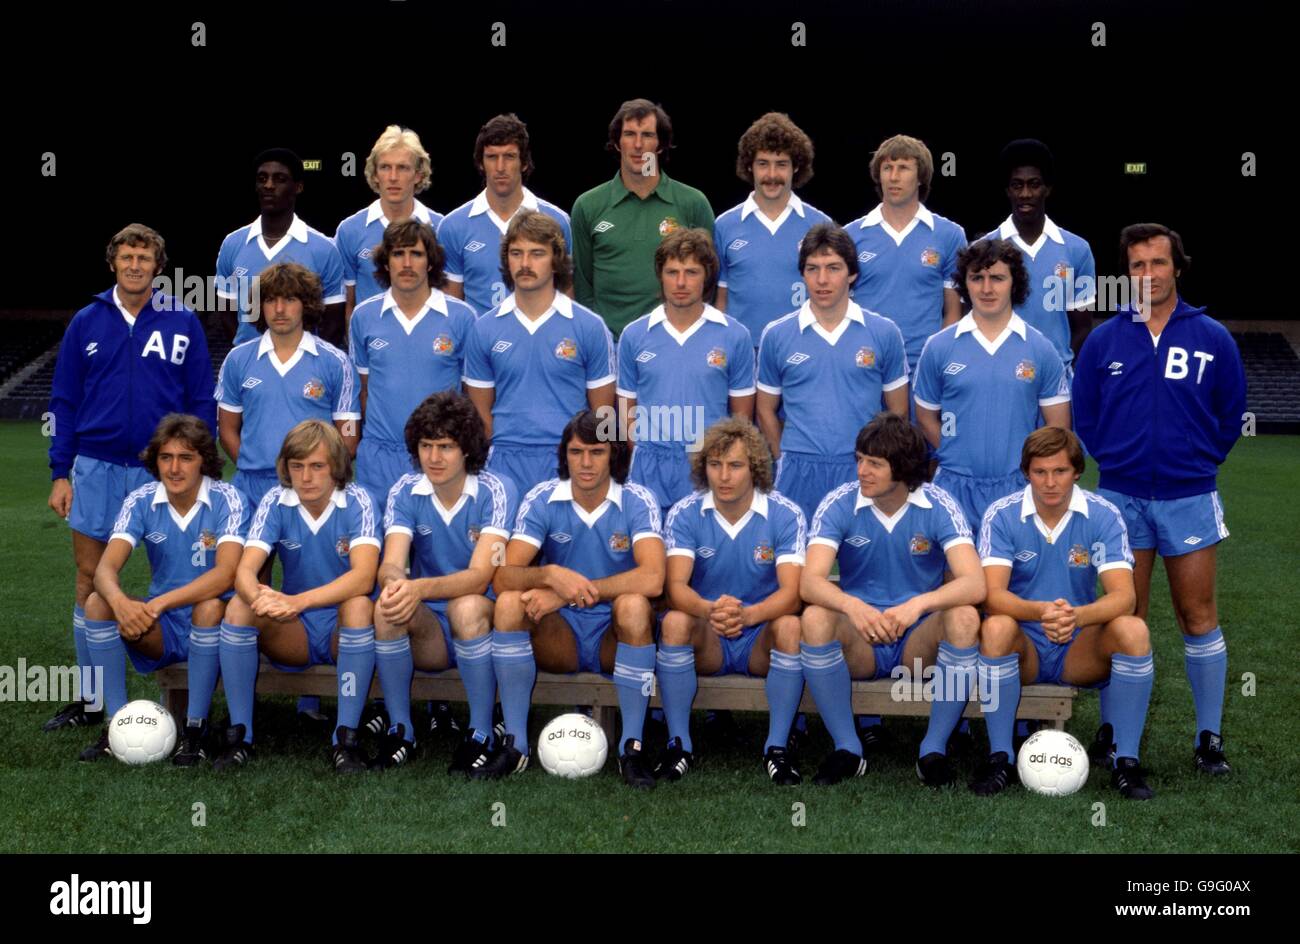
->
xmin=1124 ymin=162 xmax=1147 ymax=175
xmin=302 ymin=159 xmax=322 ymax=171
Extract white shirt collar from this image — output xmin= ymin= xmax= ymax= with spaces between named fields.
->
xmin=380 ymin=288 xmax=450 ymax=319
xmin=741 ymin=191 xmax=805 ymax=221
xmin=365 ymin=199 xmax=435 ymax=227
xmin=997 ymin=214 xmax=1065 ymax=247
xmin=701 ymin=488 xmax=769 ymax=518
xmin=797 ymin=299 xmax=867 ymax=332
xmin=247 ymin=214 xmax=309 ymax=244
xmin=411 ymin=473 xmax=479 ymax=499
xmin=151 ymin=476 xmax=213 ymax=508
xmin=646 ymin=303 xmax=729 ymax=346
xmin=277 ymin=487 xmax=348 ymax=509
xmin=497 ymin=291 xmax=573 ymax=319
xmin=861 ymin=202 xmax=935 ymax=230
xmin=111 ymin=286 xmax=138 ymax=326
xmin=855 ymin=486 xmax=932 ymax=513
xmin=548 ymin=478 xmax=623 ymax=508
xmin=954 ymin=311 xmax=1028 ymax=341
xmin=257 ymin=330 xmax=319 ymax=359
xmin=1019 ymin=484 xmax=1089 ymax=521
xmin=469 ymin=186 xmax=540 ymax=219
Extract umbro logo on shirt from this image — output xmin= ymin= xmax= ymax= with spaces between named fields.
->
xmin=144 ymin=532 xmax=167 ymax=544
xmin=1015 ymin=550 xmax=1037 ymax=562
xmin=636 ymin=351 xmax=656 ymax=363
xmin=280 ymin=540 xmax=302 ymax=550
xmin=728 ymin=239 xmax=748 ymax=252
xmin=241 ymin=377 xmax=262 ymax=389
xmin=944 ymin=363 xmax=966 ymax=376
xmin=594 ymin=221 xmax=615 ymax=233
xmin=492 ymin=341 xmax=512 ymax=354
xmin=552 ymin=532 xmax=572 ymax=543
xmin=235 ymin=266 xmax=249 ymax=278
xmin=787 ymin=352 xmax=810 ymax=365
xmin=359 ymin=248 xmax=373 ymax=259
xmin=465 ymin=240 xmax=487 ymax=253
xmin=416 ymin=525 xmax=433 ymax=535
xmin=369 ymin=338 xmax=389 ymax=350
xmin=697 ymin=546 xmax=716 ymax=558
xmin=1108 ymin=361 xmax=1124 ymax=375
xmin=1184 ymin=536 xmax=1203 ymax=546
xmin=858 ymin=251 xmax=877 ymax=264
xmin=84 ymin=342 xmax=98 ymax=356
xmin=845 ymin=536 xmax=870 ymax=547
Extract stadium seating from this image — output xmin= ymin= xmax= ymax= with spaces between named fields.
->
xmin=1233 ymin=332 xmax=1300 ymax=431
xmin=154 ymin=661 xmax=1078 ymax=746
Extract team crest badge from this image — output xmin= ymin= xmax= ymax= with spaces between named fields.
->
xmin=199 ymin=530 xmax=217 ymax=551
xmin=706 ymin=348 xmax=727 ymax=369
xmin=1067 ymin=544 xmax=1090 ymax=567
xmin=433 ymin=335 xmax=454 ymax=355
xmin=920 ymin=248 xmax=940 ymax=267
xmin=1054 ymin=261 xmax=1071 ymax=280
xmin=1014 ymin=360 xmax=1036 ymax=382
xmin=658 ymin=217 xmax=680 ymax=237
xmin=302 ymin=378 xmax=326 ymax=400
xmin=468 ymin=526 xmax=481 ymax=543
xmin=609 ymin=532 xmax=631 ymax=553
xmin=336 ymin=537 xmax=351 ymax=559
xmin=753 ymin=543 xmax=775 ymax=565
xmin=855 ymin=347 xmax=876 ymax=368
xmin=554 ymin=338 xmax=578 ymax=361
xmin=909 ymin=534 xmax=931 ymax=555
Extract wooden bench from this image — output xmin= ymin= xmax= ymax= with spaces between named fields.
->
xmin=155 ymin=663 xmax=1077 ymax=745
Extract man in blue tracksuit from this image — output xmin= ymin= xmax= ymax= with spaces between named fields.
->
xmin=45 ymin=223 xmax=216 ymax=732
xmin=1072 ymin=223 xmax=1246 ymax=775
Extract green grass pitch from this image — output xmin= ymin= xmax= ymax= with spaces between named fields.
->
xmin=1 ymin=420 xmax=1297 ymax=853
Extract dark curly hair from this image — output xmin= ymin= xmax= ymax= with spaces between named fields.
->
xmin=372 ymin=218 xmax=445 ymax=291
xmin=954 ymin=239 xmax=1030 ymax=310
xmin=855 ymin=412 xmax=930 ymax=492
xmin=140 ymin=413 xmax=224 ymax=480
xmin=558 ymin=409 xmax=631 ymax=484
xmin=735 ymin=112 xmax=814 ymax=188
xmin=404 ymin=391 xmax=489 ymax=474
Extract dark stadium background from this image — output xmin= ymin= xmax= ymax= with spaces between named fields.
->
xmin=0 ymin=0 xmax=1276 ymax=320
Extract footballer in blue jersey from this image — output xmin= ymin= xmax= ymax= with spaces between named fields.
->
xmin=334 ymin=125 xmax=442 ymax=319
xmin=1074 ymin=224 xmax=1244 ymax=776
xmin=373 ymin=393 xmax=518 ymax=771
xmin=440 ymin=114 xmax=572 ymax=317
xmin=986 ymin=140 xmax=1096 ymax=369
xmin=78 ymin=415 xmax=247 ymax=764
xmin=215 ymin=421 xmax=381 ymax=772
xmin=44 ymin=224 xmax=216 ymax=735
xmin=349 ymin=219 xmax=477 ymax=512
xmin=619 ymin=229 xmax=756 ymax=514
xmin=847 ymin=134 xmax=966 ymax=372
xmin=658 ymin=419 xmax=806 ymax=783
xmin=756 ymin=223 xmax=910 ymax=521
xmin=217 ymin=263 xmax=361 ymax=512
xmin=215 ymin=148 xmax=346 ymax=348
xmin=480 ymin=411 xmax=665 ymax=788
xmin=913 ymin=239 xmax=1072 ymax=530
xmin=463 ymin=211 xmax=616 ymax=493
xmin=799 ymin=414 xmax=984 ymax=786
xmin=714 ymin=112 xmax=832 ymax=340
xmin=973 ymin=427 xmax=1155 ymax=799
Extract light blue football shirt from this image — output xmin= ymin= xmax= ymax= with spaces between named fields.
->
xmin=216 ymin=332 xmax=360 ymax=474
xmin=348 ymin=288 xmax=477 ymax=447
xmin=384 ymin=469 xmax=519 ymax=580
xmin=808 ymin=481 xmax=972 ymax=608
xmin=616 ymin=304 xmax=755 ymax=447
xmin=757 ymin=300 xmax=908 ymax=457
xmin=512 ymin=478 xmax=662 ymax=617
xmin=333 ymin=199 xmax=443 ymax=308
xmin=984 ymin=216 xmax=1096 ymax=367
xmin=912 ymin=313 xmax=1070 ymax=479
xmin=462 ymin=293 xmax=615 ymax=449
xmin=437 ymin=188 xmax=572 ymax=317
xmin=215 ymin=215 xmax=347 ymax=345
xmin=110 ymin=477 xmax=249 ymax=598
xmin=979 ymin=484 xmax=1133 ymax=606
xmin=664 ymin=488 xmax=806 ymax=608
xmin=847 ymin=203 xmax=967 ymax=369
xmin=246 ymin=484 xmax=380 ymax=596
xmin=714 ymin=193 xmax=833 ymax=341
